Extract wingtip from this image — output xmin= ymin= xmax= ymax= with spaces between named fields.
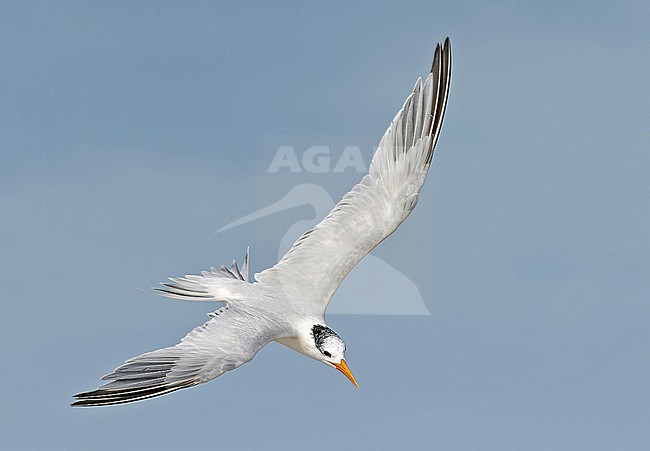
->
xmin=443 ymin=37 xmax=452 ymax=64
xmin=430 ymin=43 xmax=442 ymax=73
xmin=431 ymin=38 xmax=451 ymax=73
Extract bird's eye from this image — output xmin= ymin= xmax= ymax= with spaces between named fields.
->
xmin=323 ymin=351 xmax=331 ymax=357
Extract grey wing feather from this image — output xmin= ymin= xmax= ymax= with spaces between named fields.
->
xmin=152 ymin=247 xmax=254 ymax=302
xmin=72 ymin=304 xmax=281 ymax=407
xmin=255 ymin=39 xmax=452 ymax=313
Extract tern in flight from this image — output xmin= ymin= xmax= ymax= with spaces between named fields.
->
xmin=73 ymin=38 xmax=451 ymax=406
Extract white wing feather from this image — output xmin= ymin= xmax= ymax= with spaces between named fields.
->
xmin=153 ymin=247 xmax=256 ymax=302
xmin=72 ymin=303 xmax=287 ymax=406
xmin=255 ymin=39 xmax=451 ymax=314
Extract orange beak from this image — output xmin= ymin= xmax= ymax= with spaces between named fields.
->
xmin=333 ymin=359 xmax=359 ymax=388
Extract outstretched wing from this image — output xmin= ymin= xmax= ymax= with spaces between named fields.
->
xmin=72 ymin=304 xmax=283 ymax=407
xmin=152 ymin=247 xmax=256 ymax=302
xmin=256 ymin=39 xmax=451 ymax=314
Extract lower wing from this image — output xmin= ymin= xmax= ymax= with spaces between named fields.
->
xmin=72 ymin=304 xmax=282 ymax=406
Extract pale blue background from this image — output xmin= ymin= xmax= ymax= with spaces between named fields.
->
xmin=1 ymin=1 xmax=649 ymax=449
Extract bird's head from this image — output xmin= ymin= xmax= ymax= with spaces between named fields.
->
xmin=311 ymin=324 xmax=359 ymax=388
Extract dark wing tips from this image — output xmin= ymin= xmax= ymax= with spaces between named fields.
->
xmin=71 ymin=350 xmax=196 ymax=407
xmin=427 ymin=37 xmax=452 ymax=163
xmin=71 ymin=381 xmax=194 ymax=407
xmin=443 ymin=36 xmax=451 ymax=54
xmin=433 ymin=37 xmax=451 ymax=76
xmin=430 ymin=41 xmax=442 ymax=74
xmin=438 ymin=37 xmax=452 ymax=123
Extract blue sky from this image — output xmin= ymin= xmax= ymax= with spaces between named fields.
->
xmin=1 ymin=1 xmax=649 ymax=449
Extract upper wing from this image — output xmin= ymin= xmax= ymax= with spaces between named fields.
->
xmin=72 ymin=303 xmax=283 ymax=406
xmin=255 ymin=39 xmax=451 ymax=314
xmin=152 ymin=247 xmax=257 ymax=302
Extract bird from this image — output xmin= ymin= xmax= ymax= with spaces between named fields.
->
xmin=72 ymin=38 xmax=452 ymax=407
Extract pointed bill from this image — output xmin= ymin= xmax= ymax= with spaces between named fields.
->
xmin=333 ymin=359 xmax=359 ymax=388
